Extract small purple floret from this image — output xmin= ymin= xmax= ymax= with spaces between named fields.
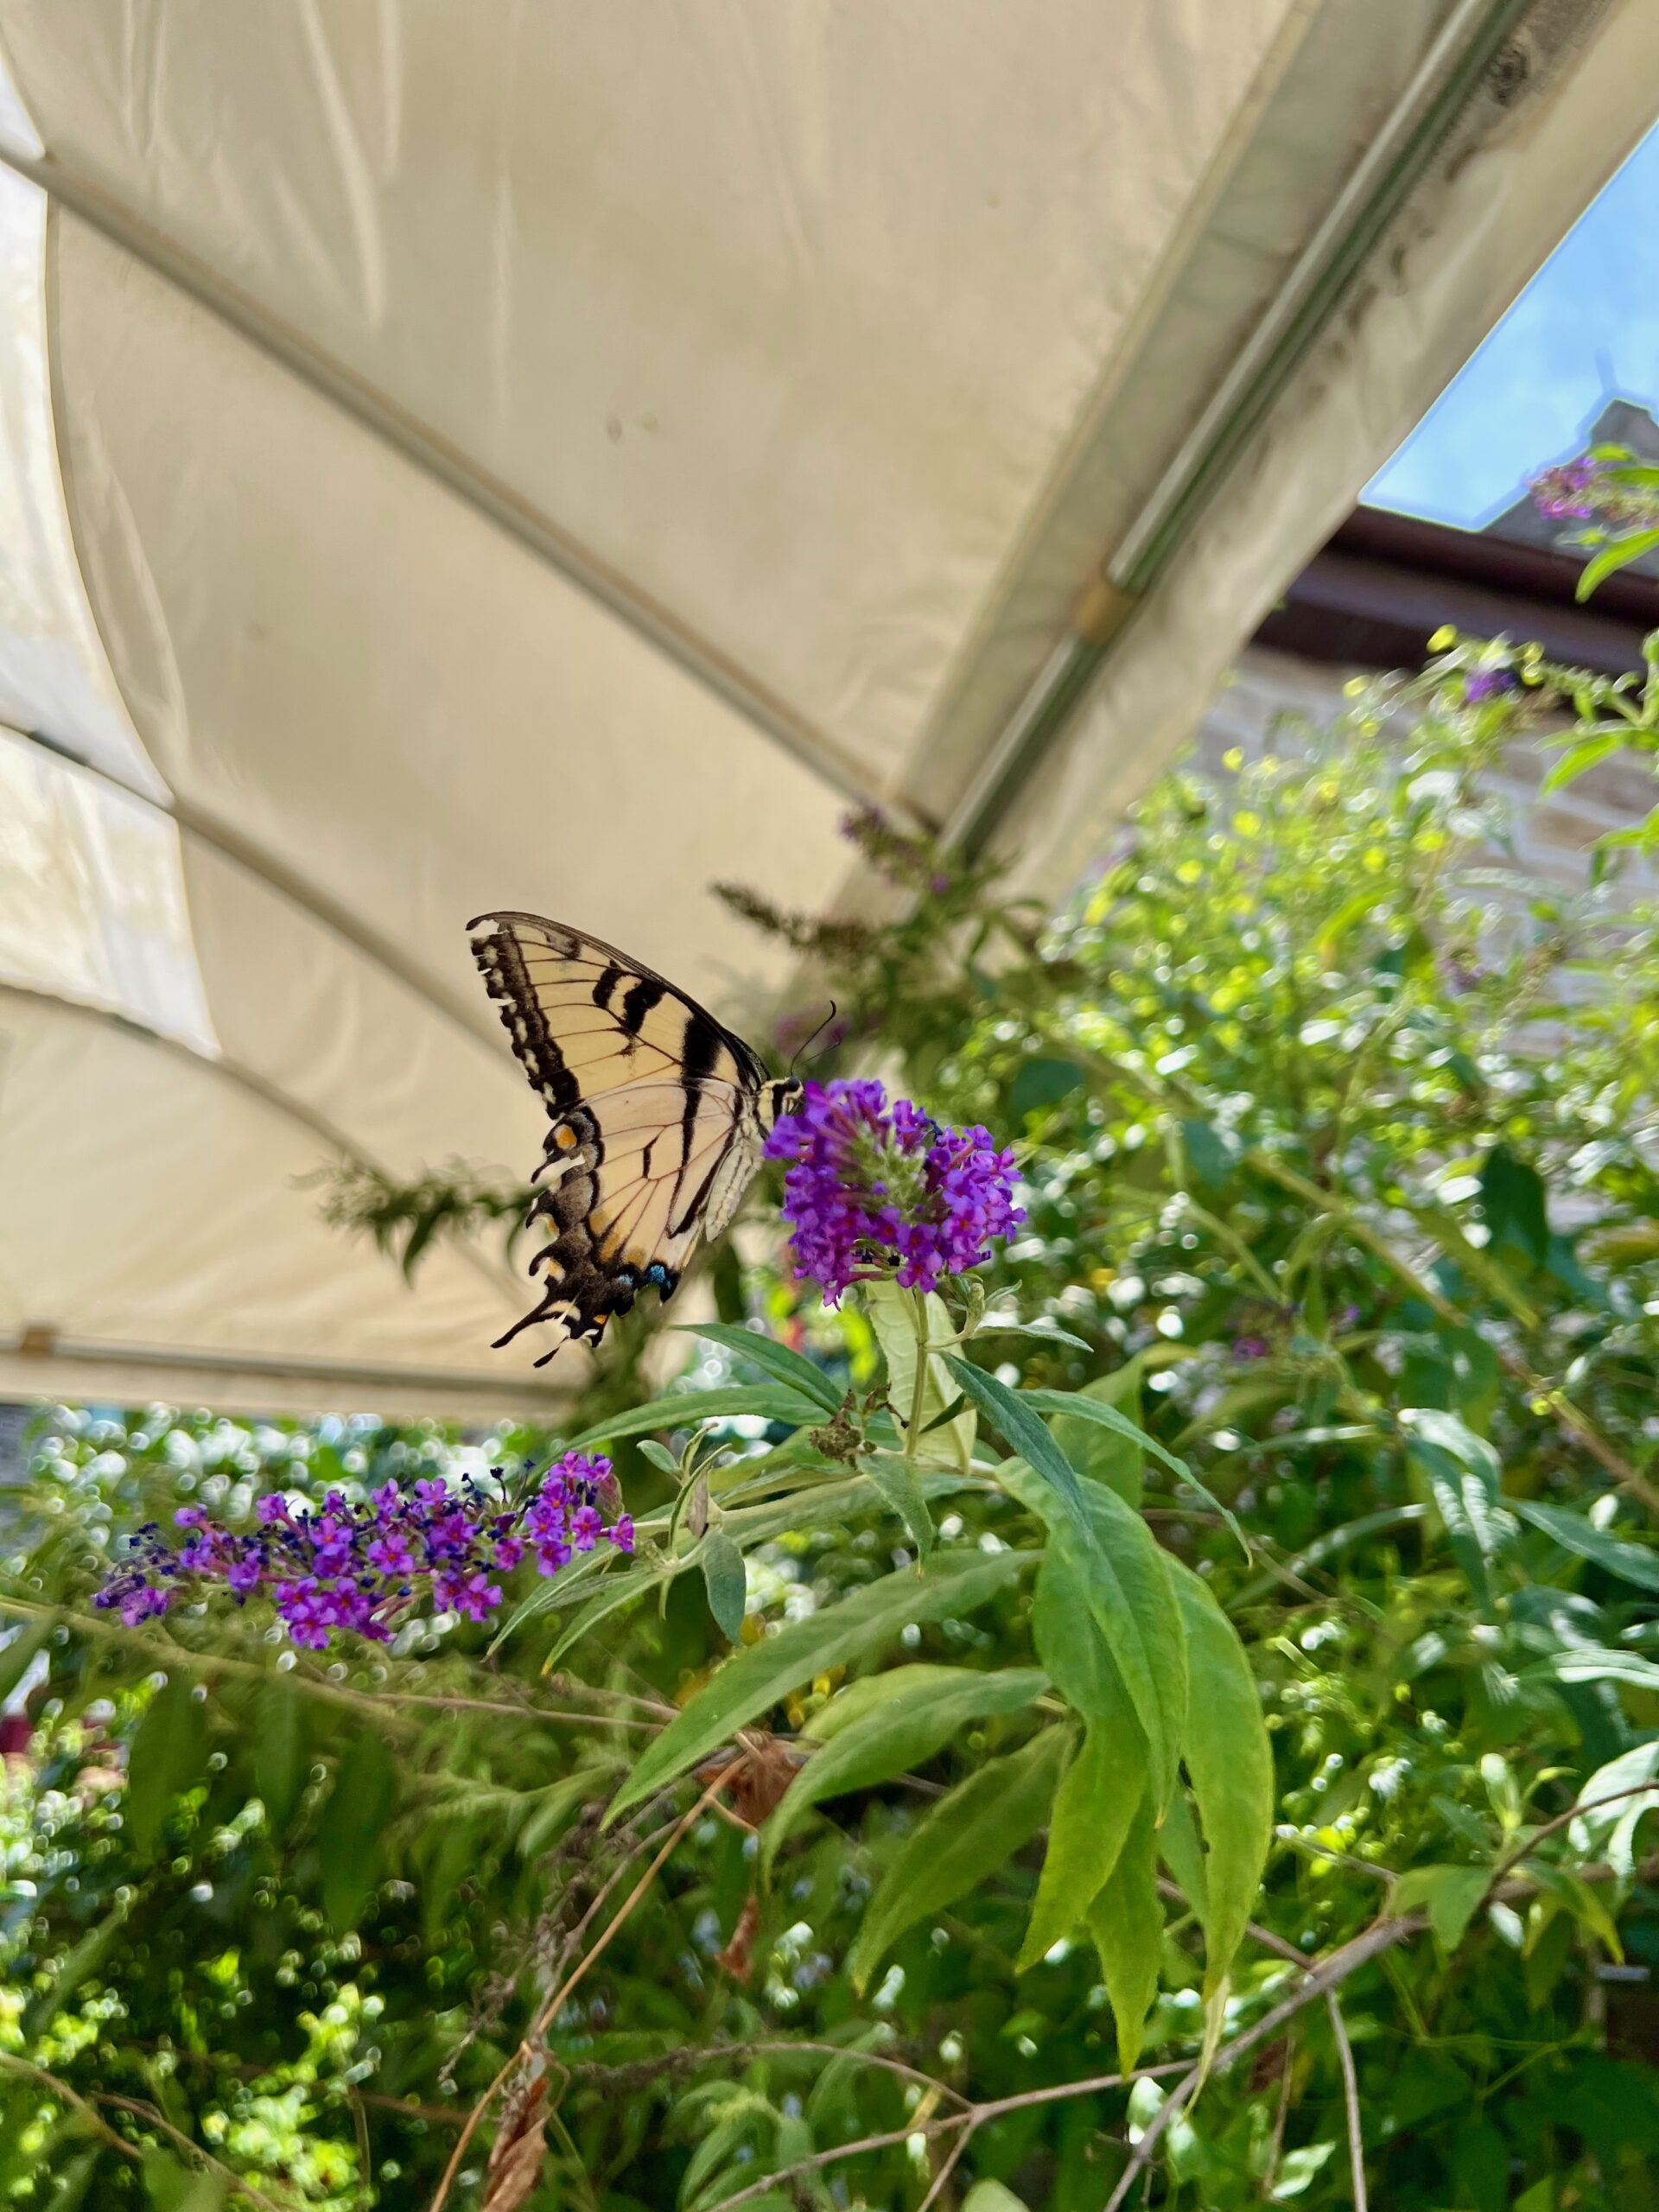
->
xmin=766 ymin=1077 xmax=1023 ymax=1301
xmin=1463 ymin=668 xmax=1517 ymax=704
xmin=95 ymin=1449 xmax=631 ymax=1650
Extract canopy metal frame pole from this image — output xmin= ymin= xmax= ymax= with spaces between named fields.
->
xmin=943 ymin=0 xmax=1541 ymax=860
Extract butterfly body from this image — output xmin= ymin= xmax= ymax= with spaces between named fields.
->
xmin=468 ymin=912 xmax=800 ymax=1360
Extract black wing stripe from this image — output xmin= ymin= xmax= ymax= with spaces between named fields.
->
xmin=620 ymin=976 xmax=667 ymax=1038
xmin=473 ymin=922 xmax=581 ymax=1116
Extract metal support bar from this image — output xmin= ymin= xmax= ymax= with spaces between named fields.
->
xmin=944 ymin=0 xmax=1537 ymax=861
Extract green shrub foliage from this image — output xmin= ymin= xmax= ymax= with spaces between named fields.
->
xmin=4 ymin=641 xmax=1659 ymax=2208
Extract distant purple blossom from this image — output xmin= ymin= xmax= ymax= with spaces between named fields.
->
xmin=1531 ymin=454 xmax=1604 ymax=522
xmin=1530 ymin=451 xmax=1659 ymax=532
xmin=1463 ymin=667 xmax=1517 ymax=705
xmin=95 ymin=1452 xmax=633 ymax=1649
xmin=766 ymin=1077 xmax=1022 ymax=1301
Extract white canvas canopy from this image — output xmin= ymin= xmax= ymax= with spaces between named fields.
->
xmin=0 ymin=0 xmax=1654 ymax=1416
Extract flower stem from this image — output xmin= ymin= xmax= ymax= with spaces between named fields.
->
xmin=904 ymin=1286 xmax=933 ymax=1466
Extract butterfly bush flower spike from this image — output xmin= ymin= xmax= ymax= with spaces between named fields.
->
xmin=96 ymin=1450 xmax=632 ymax=1649
xmin=766 ymin=1077 xmax=1022 ymax=1300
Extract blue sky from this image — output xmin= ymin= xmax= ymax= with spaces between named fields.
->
xmin=1366 ymin=118 xmax=1659 ymax=528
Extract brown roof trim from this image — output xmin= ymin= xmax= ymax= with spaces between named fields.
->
xmin=1252 ymin=506 xmax=1659 ymax=676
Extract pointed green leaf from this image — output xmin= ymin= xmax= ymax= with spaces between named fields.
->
xmin=124 ymin=1680 xmax=207 ymax=1858
xmin=1087 ymin=1790 xmax=1161 ymax=2072
xmin=1014 ymin=1385 xmax=1195 ymax=1490
xmin=1394 ymin=1864 xmax=1491 ymax=1954
xmin=972 ymin=1319 xmax=1095 ymax=1355
xmin=254 ymin=1683 xmax=308 ymax=1836
xmin=871 ymin=1282 xmax=976 ymax=1471
xmin=963 ymin=2186 xmax=1032 ymax=2212
xmin=1568 ymin=1739 xmax=1659 ymax=1883
xmin=701 ymin=1529 xmax=748 ymax=1643
xmin=1166 ymin=1559 xmax=1273 ymax=1996
xmin=1510 ymin=1499 xmax=1659 ymax=1592
xmin=1018 ymin=1714 xmax=1146 ymax=1970
xmin=1001 ymin=1455 xmax=1186 ymax=1811
xmin=1402 ymin=1408 xmax=1510 ymax=1603
xmin=761 ymin=1665 xmax=1046 ymax=1881
xmin=676 ymin=1323 xmax=844 ymax=1413
xmin=606 ymin=1548 xmax=1037 ymax=1822
xmin=563 ymin=1384 xmax=823 ymax=1454
xmin=848 ymin=1725 xmax=1068 ymax=1992
xmin=1157 ymin=1788 xmax=1208 ymax=1922
xmin=1577 ymin=525 xmax=1659 ymax=600
xmin=1542 ymin=731 xmax=1625 ymax=794
xmin=1051 ymin=1370 xmax=1145 ymax=1506
xmin=864 ymin=1451 xmax=937 ymax=1557
xmin=319 ymin=1727 xmax=397 ymax=1931
xmin=946 ymin=1358 xmax=1088 ymax=1529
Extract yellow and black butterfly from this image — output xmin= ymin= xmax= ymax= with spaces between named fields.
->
xmin=469 ymin=912 xmax=802 ymax=1362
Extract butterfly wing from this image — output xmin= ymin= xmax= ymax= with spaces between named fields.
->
xmin=468 ymin=912 xmax=775 ymax=1358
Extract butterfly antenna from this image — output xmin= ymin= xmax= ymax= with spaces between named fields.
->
xmin=788 ymin=1000 xmax=839 ymax=1077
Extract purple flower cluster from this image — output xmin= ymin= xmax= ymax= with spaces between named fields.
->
xmin=1532 ymin=454 xmax=1604 ymax=521
xmin=1463 ymin=667 xmax=1518 ymax=705
xmin=96 ymin=1453 xmax=633 ymax=1649
xmin=766 ymin=1077 xmax=1022 ymax=1301
xmin=1531 ymin=453 xmax=1659 ymax=532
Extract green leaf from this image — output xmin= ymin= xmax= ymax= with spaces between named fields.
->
xmin=254 ymin=1683 xmax=308 ymax=1835
xmin=1166 ymin=1559 xmax=1274 ymax=1996
xmin=1018 ymin=1716 xmax=1146 ymax=1969
xmin=1051 ymin=1370 xmax=1145 ymax=1507
xmin=761 ymin=1665 xmax=1046 ymax=1881
xmin=124 ymin=1680 xmax=207 ymax=1857
xmin=1525 ymin=1863 xmax=1624 ymax=1960
xmin=606 ymin=1548 xmax=1037 ymax=1822
xmin=1479 ymin=1144 xmax=1549 ymax=1266
xmin=946 ymin=1357 xmax=1089 ymax=1531
xmin=1568 ymin=1740 xmax=1659 ymax=1883
xmin=318 ymin=1726 xmax=397 ymax=1931
xmin=1402 ymin=1408 xmax=1510 ymax=1604
xmin=1180 ymin=1118 xmax=1243 ymax=1192
xmin=1546 ymin=1647 xmax=1659 ymax=1692
xmin=1577 ymin=525 xmax=1659 ymax=600
xmin=701 ymin=1530 xmax=748 ymax=1643
xmin=1274 ymin=2143 xmax=1336 ymax=2197
xmin=1394 ymin=1863 xmax=1491 ymax=1953
xmin=675 ymin=1323 xmax=844 ymax=1413
xmin=563 ymin=1384 xmax=824 ymax=1454
xmin=1000 ymin=1453 xmax=1186 ymax=1813
xmin=1029 ymin=1532 xmax=1131 ymax=1723
xmin=1087 ymin=1790 xmax=1161 ymax=2071
xmin=538 ymin=1564 xmax=654 ymax=1667
xmin=1007 ymin=1056 xmax=1084 ymax=1123
xmin=1510 ymin=1498 xmax=1659 ymax=1592
xmin=863 ymin=1451 xmax=937 ymax=1557
xmin=1541 ymin=730 xmax=1625 ymax=794
xmin=963 ymin=2185 xmax=1033 ymax=2212
xmin=870 ymin=1282 xmax=976 ymax=1471
xmin=848 ymin=1724 xmax=1068 ymax=1992
xmin=1046 ymin=1382 xmax=1252 ymax=1551
xmin=971 ymin=1319 xmax=1095 ymax=1355
xmin=1157 ymin=1787 xmax=1208 ymax=1921
xmin=1021 ymin=1389 xmax=1203 ymax=1495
